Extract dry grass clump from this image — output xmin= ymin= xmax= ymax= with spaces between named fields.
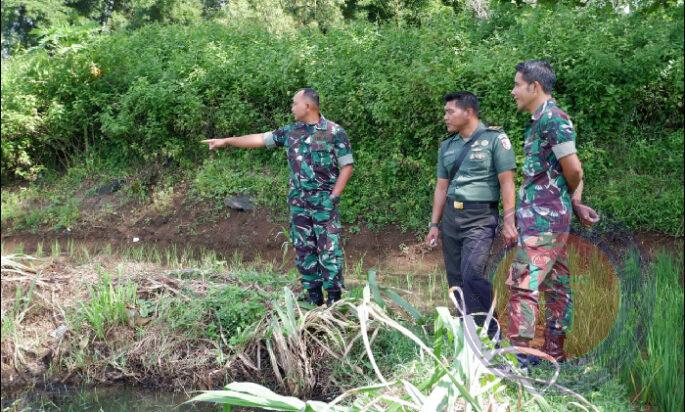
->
xmin=1 ymin=246 xmax=364 ymax=394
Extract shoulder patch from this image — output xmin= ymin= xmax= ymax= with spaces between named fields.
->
xmin=484 ymin=127 xmax=504 ymax=140
xmin=497 ymin=133 xmax=512 ymax=150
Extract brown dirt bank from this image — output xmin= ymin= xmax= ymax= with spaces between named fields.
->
xmin=2 ymin=188 xmax=682 ymax=393
xmin=2 ymin=179 xmax=681 ymax=268
xmin=2 ymin=201 xmax=682 ymax=273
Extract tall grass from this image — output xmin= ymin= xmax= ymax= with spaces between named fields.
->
xmin=631 ymin=252 xmax=684 ymax=411
xmin=0 ymin=254 xmax=39 ymax=340
xmin=190 ymin=283 xmax=599 ymax=411
xmin=491 ymin=241 xmax=620 ymax=357
xmin=591 ymin=249 xmax=683 ymax=411
xmin=77 ymin=268 xmax=138 ymax=339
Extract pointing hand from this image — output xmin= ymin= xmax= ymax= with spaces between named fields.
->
xmin=201 ymin=139 xmax=225 ymax=150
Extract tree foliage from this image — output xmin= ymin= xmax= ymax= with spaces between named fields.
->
xmin=1 ymin=2 xmax=683 ymax=233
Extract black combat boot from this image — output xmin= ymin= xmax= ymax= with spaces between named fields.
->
xmin=326 ymin=289 xmax=342 ymax=306
xmin=307 ymin=287 xmax=324 ymax=306
xmin=511 ymin=337 xmax=541 ymax=372
xmin=542 ymin=328 xmax=567 ymax=363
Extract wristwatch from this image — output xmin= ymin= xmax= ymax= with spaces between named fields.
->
xmin=429 ymin=222 xmax=439 ymax=229
xmin=329 ymin=194 xmax=341 ymax=205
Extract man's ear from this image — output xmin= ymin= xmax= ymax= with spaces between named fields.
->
xmin=533 ymin=81 xmax=543 ymax=95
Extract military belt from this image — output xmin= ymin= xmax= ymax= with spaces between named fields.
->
xmin=447 ymin=198 xmax=498 ymax=210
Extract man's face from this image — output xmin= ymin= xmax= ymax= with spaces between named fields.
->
xmin=444 ymin=101 xmax=470 ymax=134
xmin=511 ymin=72 xmax=536 ymax=112
xmin=291 ymin=91 xmax=309 ymax=121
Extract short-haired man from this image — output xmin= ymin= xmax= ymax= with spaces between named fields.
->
xmin=426 ymin=92 xmax=518 ymax=337
xmin=203 ymin=88 xmax=354 ymax=306
xmin=509 ymin=60 xmax=599 ymax=365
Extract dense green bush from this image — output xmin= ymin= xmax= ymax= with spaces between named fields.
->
xmin=2 ymin=4 xmax=683 ymax=233
xmin=163 ymin=285 xmax=267 ymax=344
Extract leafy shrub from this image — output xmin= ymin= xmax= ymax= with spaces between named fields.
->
xmin=2 ymin=4 xmax=683 ymax=233
xmin=163 ymin=285 xmax=266 ymax=345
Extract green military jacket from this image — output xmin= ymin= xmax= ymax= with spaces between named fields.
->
xmin=437 ymin=122 xmax=516 ymax=202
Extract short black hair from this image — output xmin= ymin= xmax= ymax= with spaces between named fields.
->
xmin=443 ymin=91 xmax=480 ymax=116
xmin=299 ymin=88 xmax=320 ymax=108
xmin=515 ymin=60 xmax=556 ymax=94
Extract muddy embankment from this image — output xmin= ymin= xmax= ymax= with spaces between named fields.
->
xmin=1 ymin=190 xmax=682 ymax=395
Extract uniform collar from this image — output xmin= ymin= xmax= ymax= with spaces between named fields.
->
xmin=315 ymin=115 xmax=328 ymax=130
xmin=453 ymin=121 xmax=486 ymax=142
xmin=300 ymin=115 xmax=328 ymax=130
xmin=531 ymin=98 xmax=556 ymax=122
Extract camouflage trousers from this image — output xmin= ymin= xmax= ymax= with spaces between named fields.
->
xmin=289 ymin=193 xmax=344 ymax=291
xmin=506 ymin=232 xmax=573 ymax=340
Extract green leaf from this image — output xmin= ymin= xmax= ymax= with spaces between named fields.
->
xmin=188 ymin=387 xmax=304 ymax=410
xmin=382 ymin=287 xmax=423 ymax=322
xmin=367 ymin=270 xmax=384 ymax=308
xmin=401 ymin=379 xmax=426 ymax=406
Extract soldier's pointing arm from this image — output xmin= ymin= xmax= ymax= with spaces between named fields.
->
xmin=203 ymin=125 xmax=291 ymax=150
xmin=202 ymin=133 xmax=266 ymax=150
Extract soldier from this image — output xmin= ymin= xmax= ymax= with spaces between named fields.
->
xmin=202 ymin=88 xmax=354 ymax=306
xmin=425 ymin=92 xmax=518 ymax=338
xmin=508 ymin=60 xmax=599 ymax=365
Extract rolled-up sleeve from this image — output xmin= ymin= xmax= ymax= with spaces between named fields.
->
xmin=551 ymin=140 xmax=577 ymax=159
xmin=333 ymin=128 xmax=354 ymax=167
xmin=263 ymin=131 xmax=276 ymax=148
xmin=543 ymin=113 xmax=577 ymax=160
xmin=263 ymin=125 xmax=289 ymax=148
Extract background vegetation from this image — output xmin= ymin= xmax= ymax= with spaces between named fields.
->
xmin=2 ymin=3 xmax=682 ymax=409
xmin=2 ymin=1 xmax=683 ymax=235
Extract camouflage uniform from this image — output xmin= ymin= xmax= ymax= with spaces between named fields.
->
xmin=507 ymin=99 xmax=577 ymax=341
xmin=263 ymin=116 xmax=353 ymax=292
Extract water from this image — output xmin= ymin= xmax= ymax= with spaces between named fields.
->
xmin=1 ymin=385 xmax=221 ymax=411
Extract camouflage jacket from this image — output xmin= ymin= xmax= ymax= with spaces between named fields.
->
xmin=263 ymin=116 xmax=354 ymax=203
xmin=517 ymin=99 xmax=578 ymax=235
